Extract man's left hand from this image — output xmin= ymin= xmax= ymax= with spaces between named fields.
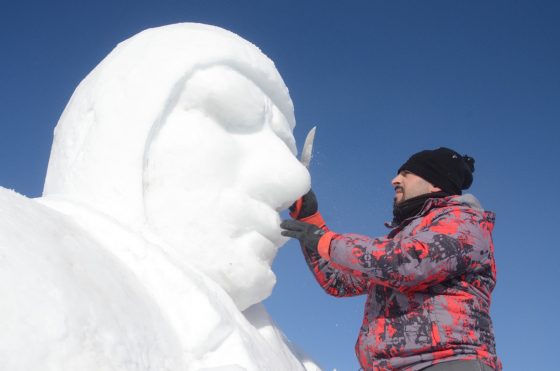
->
xmin=280 ymin=219 xmax=325 ymax=254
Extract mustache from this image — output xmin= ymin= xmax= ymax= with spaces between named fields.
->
xmin=394 ymin=186 xmax=403 ymax=193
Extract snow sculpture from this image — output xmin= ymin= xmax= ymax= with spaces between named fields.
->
xmin=0 ymin=23 xmax=318 ymax=370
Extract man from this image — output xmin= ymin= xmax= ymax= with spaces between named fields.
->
xmin=281 ymin=147 xmax=501 ymax=371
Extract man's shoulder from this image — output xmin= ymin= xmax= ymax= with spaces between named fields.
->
xmin=426 ymin=194 xmax=496 ymax=229
xmin=428 ymin=194 xmax=487 ymax=214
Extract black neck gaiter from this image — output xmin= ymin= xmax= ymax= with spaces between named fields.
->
xmin=392 ymin=191 xmax=449 ymax=226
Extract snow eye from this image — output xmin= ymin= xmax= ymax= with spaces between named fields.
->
xmin=181 ymin=66 xmax=266 ymax=133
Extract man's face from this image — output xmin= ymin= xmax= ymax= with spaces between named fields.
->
xmin=391 ymin=170 xmax=441 ymax=205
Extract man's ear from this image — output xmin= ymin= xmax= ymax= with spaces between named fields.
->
xmin=429 ymin=185 xmax=442 ymax=193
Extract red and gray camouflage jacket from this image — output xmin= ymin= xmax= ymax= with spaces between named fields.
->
xmin=299 ymin=194 xmax=501 ymax=371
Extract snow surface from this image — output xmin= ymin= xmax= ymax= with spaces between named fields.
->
xmin=0 ymin=23 xmax=319 ymax=370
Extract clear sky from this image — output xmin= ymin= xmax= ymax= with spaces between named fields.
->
xmin=1 ymin=1 xmax=558 ymax=370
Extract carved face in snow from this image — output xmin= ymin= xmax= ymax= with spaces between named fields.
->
xmin=43 ymin=23 xmax=310 ymax=310
xmin=144 ymin=63 xmax=310 ymax=310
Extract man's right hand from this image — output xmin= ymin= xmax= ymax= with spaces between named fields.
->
xmin=289 ymin=190 xmax=318 ymax=220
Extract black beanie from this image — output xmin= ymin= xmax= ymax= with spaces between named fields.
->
xmin=397 ymin=147 xmax=475 ymax=195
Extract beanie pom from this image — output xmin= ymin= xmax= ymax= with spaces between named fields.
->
xmin=460 ymin=155 xmax=475 ymax=190
xmin=462 ymin=155 xmax=475 ymax=173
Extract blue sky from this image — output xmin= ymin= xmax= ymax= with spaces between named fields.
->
xmin=1 ymin=1 xmax=559 ymax=369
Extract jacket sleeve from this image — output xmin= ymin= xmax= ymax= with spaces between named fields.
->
xmin=296 ymin=212 xmax=369 ymax=297
xmin=300 ymin=243 xmax=369 ymax=297
xmin=323 ymin=207 xmax=492 ymax=292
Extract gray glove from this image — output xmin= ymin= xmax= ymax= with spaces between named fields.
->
xmin=280 ymin=219 xmax=324 ymax=254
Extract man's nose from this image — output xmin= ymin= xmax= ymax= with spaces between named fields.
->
xmin=391 ymin=174 xmax=402 ymax=186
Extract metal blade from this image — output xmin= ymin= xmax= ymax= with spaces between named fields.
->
xmin=300 ymin=126 xmax=316 ymax=168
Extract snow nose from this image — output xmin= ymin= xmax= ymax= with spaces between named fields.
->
xmin=235 ymin=138 xmax=311 ymax=212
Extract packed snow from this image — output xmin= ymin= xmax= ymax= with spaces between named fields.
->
xmin=0 ymin=23 xmax=320 ymax=370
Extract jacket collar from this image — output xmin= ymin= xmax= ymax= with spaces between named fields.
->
xmin=385 ymin=193 xmax=490 ymax=230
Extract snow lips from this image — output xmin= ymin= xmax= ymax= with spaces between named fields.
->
xmin=43 ymin=23 xmax=311 ymax=310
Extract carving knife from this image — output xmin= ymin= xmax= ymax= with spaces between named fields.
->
xmin=300 ymin=126 xmax=316 ymax=168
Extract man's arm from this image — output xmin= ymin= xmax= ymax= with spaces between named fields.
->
xmin=300 ymin=239 xmax=369 ymax=297
xmin=282 ymin=190 xmax=369 ymax=297
xmin=320 ymin=207 xmax=493 ymax=292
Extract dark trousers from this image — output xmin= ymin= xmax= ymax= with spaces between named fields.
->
xmin=421 ymin=360 xmax=495 ymax=371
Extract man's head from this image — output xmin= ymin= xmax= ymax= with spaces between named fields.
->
xmin=392 ymin=147 xmax=475 ymax=205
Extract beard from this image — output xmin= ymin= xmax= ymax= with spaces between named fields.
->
xmin=393 ymin=186 xmax=405 ymax=206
